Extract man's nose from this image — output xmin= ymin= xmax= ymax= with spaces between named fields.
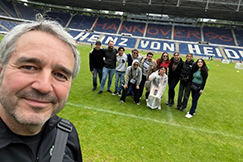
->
xmin=31 ymin=71 xmax=53 ymax=94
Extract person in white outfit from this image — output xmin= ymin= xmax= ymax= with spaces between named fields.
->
xmin=147 ymin=66 xmax=168 ymax=110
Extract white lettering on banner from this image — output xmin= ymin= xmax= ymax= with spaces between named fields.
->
xmin=215 ymin=48 xmax=223 ymax=57
xmin=140 ymin=40 xmax=150 ymax=48
xmin=224 ymin=49 xmax=240 ymax=59
xmin=88 ymin=35 xmax=100 ymax=42
xmin=203 ymin=47 xmax=214 ymax=55
xmin=239 ymin=50 xmax=243 ymax=58
xmin=151 ymin=42 xmax=160 ymax=50
xmin=119 ymin=38 xmax=128 ymax=46
xmin=105 ymin=36 xmax=118 ymax=44
xmin=163 ymin=43 xmax=175 ymax=51
xmin=75 ymin=32 xmax=90 ymax=41
xmin=99 ymin=35 xmax=106 ymax=43
xmin=188 ymin=44 xmax=201 ymax=54
xmin=74 ymin=32 xmax=85 ymax=40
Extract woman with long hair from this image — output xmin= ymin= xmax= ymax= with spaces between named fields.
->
xmin=156 ymin=52 xmax=170 ymax=73
xmin=146 ymin=66 xmax=168 ymax=110
xmin=166 ymin=52 xmax=184 ymax=107
xmin=185 ymin=58 xmax=208 ymax=118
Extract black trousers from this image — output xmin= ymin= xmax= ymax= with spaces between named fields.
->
xmin=177 ymin=80 xmax=192 ymax=109
xmin=120 ymin=82 xmax=140 ymax=103
xmin=139 ymin=75 xmax=146 ymax=98
xmin=168 ymin=77 xmax=180 ymax=103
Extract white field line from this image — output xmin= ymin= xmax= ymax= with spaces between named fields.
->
xmin=67 ymin=102 xmax=243 ymax=140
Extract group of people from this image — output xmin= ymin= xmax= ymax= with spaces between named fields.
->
xmin=0 ymin=18 xmax=210 ymax=161
xmin=89 ymin=41 xmax=209 ymax=118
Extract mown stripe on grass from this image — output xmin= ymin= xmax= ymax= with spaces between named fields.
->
xmin=67 ymin=102 xmax=243 ymax=140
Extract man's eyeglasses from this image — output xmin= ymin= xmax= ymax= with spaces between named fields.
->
xmin=163 ymin=55 xmax=168 ymax=57
xmin=134 ymin=64 xmax=139 ymax=66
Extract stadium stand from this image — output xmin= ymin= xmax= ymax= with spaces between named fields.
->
xmin=93 ymin=17 xmax=121 ymax=34
xmin=68 ymin=14 xmax=95 ymax=30
xmin=44 ymin=11 xmax=70 ymax=27
xmin=119 ymin=21 xmax=146 ymax=37
xmin=174 ymin=26 xmax=201 ymax=42
xmin=0 ymin=0 xmax=17 ymax=18
xmin=0 ymin=6 xmax=9 ymax=17
xmin=234 ymin=29 xmax=243 ymax=47
xmin=0 ymin=25 xmax=7 ymax=32
xmin=16 ymin=3 xmax=42 ymax=20
xmin=203 ymin=26 xmax=235 ymax=46
xmin=146 ymin=23 xmax=172 ymax=40
xmin=0 ymin=20 xmax=18 ymax=30
xmin=1 ymin=0 xmax=243 ymax=61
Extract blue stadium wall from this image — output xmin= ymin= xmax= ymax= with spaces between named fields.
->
xmin=70 ymin=31 xmax=243 ymax=61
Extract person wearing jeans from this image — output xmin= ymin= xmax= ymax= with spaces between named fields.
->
xmin=99 ymin=67 xmax=116 ymax=93
xmin=113 ymin=47 xmax=127 ymax=96
xmin=89 ymin=41 xmax=104 ymax=91
xmin=98 ymin=41 xmax=117 ymax=94
xmin=185 ymin=58 xmax=208 ymax=118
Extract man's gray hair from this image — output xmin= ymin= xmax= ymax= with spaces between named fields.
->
xmin=0 ymin=20 xmax=80 ymax=79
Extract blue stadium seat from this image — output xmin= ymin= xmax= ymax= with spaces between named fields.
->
xmin=0 ymin=20 xmax=19 ymax=30
xmin=234 ymin=29 xmax=243 ymax=47
xmin=16 ymin=3 xmax=42 ymax=20
xmin=93 ymin=17 xmax=120 ymax=33
xmin=174 ymin=26 xmax=201 ymax=42
xmin=119 ymin=21 xmax=146 ymax=37
xmin=0 ymin=0 xmax=17 ymax=17
xmin=68 ymin=14 xmax=96 ymax=30
xmin=0 ymin=26 xmax=7 ymax=32
xmin=45 ymin=11 xmax=70 ymax=27
xmin=146 ymin=23 xmax=172 ymax=39
xmin=203 ymin=26 xmax=235 ymax=46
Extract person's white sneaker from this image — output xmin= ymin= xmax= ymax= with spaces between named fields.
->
xmin=146 ymin=99 xmax=148 ymax=102
xmin=185 ymin=112 xmax=193 ymax=118
xmin=112 ymin=91 xmax=117 ymax=95
xmin=158 ymin=105 xmax=161 ymax=110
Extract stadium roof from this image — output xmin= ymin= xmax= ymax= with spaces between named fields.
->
xmin=22 ymin=0 xmax=243 ymax=21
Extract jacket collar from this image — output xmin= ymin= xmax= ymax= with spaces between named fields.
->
xmin=0 ymin=115 xmax=60 ymax=149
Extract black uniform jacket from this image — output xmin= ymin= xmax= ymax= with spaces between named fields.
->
xmin=0 ymin=115 xmax=82 ymax=162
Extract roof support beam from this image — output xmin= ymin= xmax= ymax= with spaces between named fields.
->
xmin=148 ymin=0 xmax=152 ymax=5
xmin=236 ymin=0 xmax=241 ymax=12
xmin=205 ymin=0 xmax=209 ymax=11
xmin=176 ymin=0 xmax=180 ymax=7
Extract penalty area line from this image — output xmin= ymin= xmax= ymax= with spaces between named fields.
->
xmin=67 ymin=102 xmax=243 ymax=140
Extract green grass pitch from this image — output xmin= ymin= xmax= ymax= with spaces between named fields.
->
xmin=62 ymin=44 xmax=243 ymax=161
xmin=1 ymin=35 xmax=243 ymax=161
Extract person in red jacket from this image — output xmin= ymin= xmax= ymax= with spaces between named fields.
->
xmin=156 ymin=52 xmax=170 ymax=74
